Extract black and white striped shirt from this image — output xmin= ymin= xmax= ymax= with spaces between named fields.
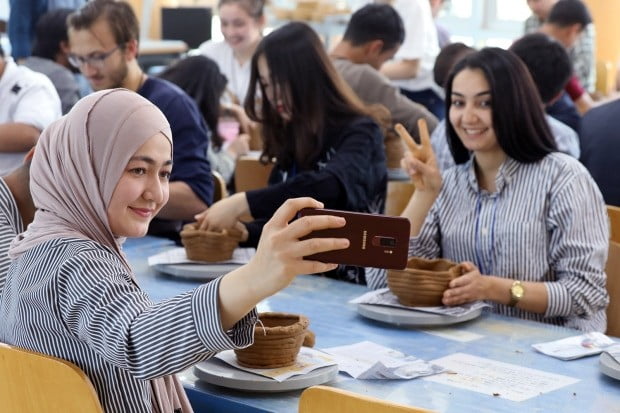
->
xmin=0 ymin=178 xmax=23 ymax=295
xmin=0 ymin=238 xmax=257 ymax=413
xmin=369 ymin=153 xmax=609 ymax=332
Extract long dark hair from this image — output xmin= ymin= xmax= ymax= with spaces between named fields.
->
xmin=444 ymin=47 xmax=557 ymax=165
xmin=244 ymin=22 xmax=382 ymax=170
xmin=159 ymin=55 xmax=228 ymax=149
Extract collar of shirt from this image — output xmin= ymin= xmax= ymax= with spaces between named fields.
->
xmin=465 ymin=155 xmax=520 ymax=195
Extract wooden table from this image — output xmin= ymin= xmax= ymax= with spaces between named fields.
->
xmin=125 ymin=236 xmax=620 ymax=413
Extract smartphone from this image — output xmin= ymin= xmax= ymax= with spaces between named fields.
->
xmin=298 ymin=208 xmax=411 ymax=270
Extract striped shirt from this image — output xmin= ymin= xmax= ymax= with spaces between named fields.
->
xmin=368 ymin=153 xmax=609 ymax=332
xmin=0 ymin=178 xmax=23 ymax=295
xmin=430 ymin=117 xmax=580 ymax=172
xmin=0 ymin=238 xmax=257 ymax=413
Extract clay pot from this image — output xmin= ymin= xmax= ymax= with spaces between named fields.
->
xmin=234 ymin=312 xmax=312 ymax=369
xmin=180 ymin=223 xmax=242 ymax=262
xmin=387 ymin=257 xmax=463 ymax=307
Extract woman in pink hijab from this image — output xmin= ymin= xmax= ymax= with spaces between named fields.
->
xmin=0 ymin=89 xmax=349 ymax=413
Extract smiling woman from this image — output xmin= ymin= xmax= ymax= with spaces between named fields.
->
xmin=370 ymin=47 xmax=610 ymax=333
xmin=0 ymin=88 xmax=350 ymax=413
xmin=199 ymin=0 xmax=266 ymax=105
xmin=107 ymin=133 xmax=173 ymax=238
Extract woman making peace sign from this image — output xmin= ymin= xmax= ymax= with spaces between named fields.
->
xmin=384 ymin=48 xmax=608 ymax=332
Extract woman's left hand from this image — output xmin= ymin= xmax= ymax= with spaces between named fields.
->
xmin=442 ymin=262 xmax=491 ymax=306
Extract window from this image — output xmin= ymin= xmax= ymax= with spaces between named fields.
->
xmin=438 ymin=0 xmax=531 ymax=49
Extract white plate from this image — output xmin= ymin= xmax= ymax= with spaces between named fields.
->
xmin=152 ymin=263 xmax=242 ymax=281
xmin=193 ymin=358 xmax=339 ymax=392
xmin=599 ymin=352 xmax=620 ymax=380
xmin=357 ymin=304 xmax=482 ymax=327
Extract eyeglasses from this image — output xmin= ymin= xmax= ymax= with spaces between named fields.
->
xmin=68 ymin=45 xmax=121 ymax=69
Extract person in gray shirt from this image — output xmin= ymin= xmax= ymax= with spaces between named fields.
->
xmin=330 ymin=3 xmax=438 ymax=168
xmin=22 ymin=8 xmax=80 ymax=114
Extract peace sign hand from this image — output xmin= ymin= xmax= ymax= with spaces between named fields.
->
xmin=396 ymin=119 xmax=442 ymax=193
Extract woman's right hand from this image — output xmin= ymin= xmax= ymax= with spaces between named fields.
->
xmin=249 ymin=198 xmax=349 ymax=295
xmin=396 ymin=121 xmax=442 ymax=194
xmin=195 ymin=193 xmax=249 ymax=231
xmin=216 ymin=198 xmax=350 ymax=330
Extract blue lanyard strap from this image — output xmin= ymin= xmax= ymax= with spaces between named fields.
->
xmin=474 ymin=193 xmax=499 ymax=275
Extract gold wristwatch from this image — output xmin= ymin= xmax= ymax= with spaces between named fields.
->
xmin=508 ymin=281 xmax=524 ymax=307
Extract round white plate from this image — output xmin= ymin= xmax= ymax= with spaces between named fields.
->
xmin=193 ymin=358 xmax=338 ymax=392
xmin=357 ymin=304 xmax=482 ymax=327
xmin=152 ymin=263 xmax=242 ymax=281
xmin=599 ymin=352 xmax=620 ymax=380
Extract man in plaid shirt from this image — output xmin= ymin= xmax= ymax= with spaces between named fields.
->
xmin=524 ymin=0 xmax=596 ymax=93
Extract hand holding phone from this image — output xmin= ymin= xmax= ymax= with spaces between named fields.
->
xmin=298 ymin=208 xmax=411 ymax=270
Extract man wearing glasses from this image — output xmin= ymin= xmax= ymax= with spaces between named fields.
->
xmin=67 ymin=0 xmax=214 ymax=240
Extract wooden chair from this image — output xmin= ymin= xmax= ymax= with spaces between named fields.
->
xmin=605 ymin=205 xmax=620 ymax=336
xmin=234 ymin=156 xmax=274 ymax=193
xmin=607 ymin=205 xmax=620 ymax=244
xmin=385 ymin=180 xmax=415 ymax=217
xmin=596 ymin=60 xmax=616 ymax=96
xmin=606 ymin=241 xmax=620 ymax=337
xmin=212 ymin=170 xmax=228 ymax=203
xmin=0 ymin=343 xmax=104 ymax=413
xmin=299 ymin=386 xmax=434 ymax=413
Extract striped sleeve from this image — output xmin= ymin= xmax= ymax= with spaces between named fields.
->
xmin=544 ymin=163 xmax=609 ymax=323
xmin=57 ymin=247 xmax=256 ymax=380
xmin=0 ymin=178 xmax=23 ymax=294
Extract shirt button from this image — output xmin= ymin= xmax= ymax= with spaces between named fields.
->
xmin=481 ymin=228 xmax=488 ymax=236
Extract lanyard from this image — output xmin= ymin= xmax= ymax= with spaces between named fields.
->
xmin=474 ymin=193 xmax=499 ymax=275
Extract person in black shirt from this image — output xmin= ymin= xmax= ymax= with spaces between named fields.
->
xmin=196 ymin=22 xmax=388 ymax=284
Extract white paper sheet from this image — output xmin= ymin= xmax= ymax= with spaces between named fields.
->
xmin=147 ymin=247 xmax=254 ymax=266
xmin=532 ymin=332 xmax=616 ymax=360
xmin=322 ymin=341 xmax=444 ymax=380
xmin=215 ymin=347 xmax=337 ymax=382
xmin=349 ymin=288 xmax=489 ymax=316
xmin=420 ymin=327 xmax=484 ymax=342
xmin=424 ymin=353 xmax=579 ymax=402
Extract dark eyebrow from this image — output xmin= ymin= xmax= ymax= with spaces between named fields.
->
xmin=129 ymin=156 xmax=173 ymax=166
xmin=451 ymin=91 xmax=491 ymax=97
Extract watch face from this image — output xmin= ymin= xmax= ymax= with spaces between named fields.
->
xmin=512 ymin=284 xmax=525 ymax=298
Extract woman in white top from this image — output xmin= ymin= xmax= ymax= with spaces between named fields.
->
xmin=199 ymin=0 xmax=265 ymax=106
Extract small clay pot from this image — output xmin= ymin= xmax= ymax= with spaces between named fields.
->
xmin=180 ymin=223 xmax=242 ymax=262
xmin=234 ymin=312 xmax=311 ymax=369
xmin=387 ymin=257 xmax=463 ymax=307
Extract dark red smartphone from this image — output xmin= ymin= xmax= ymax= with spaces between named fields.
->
xmin=298 ymin=208 xmax=410 ymax=270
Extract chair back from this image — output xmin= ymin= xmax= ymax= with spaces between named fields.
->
xmin=606 ymin=241 xmax=620 ymax=337
xmin=212 ymin=170 xmax=228 ymax=203
xmin=385 ymin=180 xmax=415 ymax=217
xmin=0 ymin=343 xmax=104 ymax=413
xmin=607 ymin=205 xmax=620 ymax=244
xmin=299 ymin=385 xmax=434 ymax=413
xmin=234 ymin=157 xmax=274 ymax=193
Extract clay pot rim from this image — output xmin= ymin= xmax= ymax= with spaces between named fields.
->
xmin=180 ymin=223 xmax=243 ymax=240
xmin=254 ymin=312 xmax=309 ymax=337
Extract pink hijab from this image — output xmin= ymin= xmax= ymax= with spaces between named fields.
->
xmin=9 ymin=89 xmax=171 ymax=267
xmin=9 ymin=89 xmax=193 ymax=413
